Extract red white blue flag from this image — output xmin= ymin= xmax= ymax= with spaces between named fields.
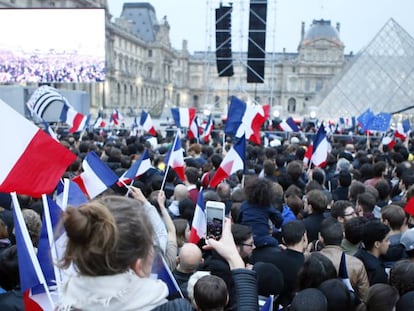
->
xmin=278 ymin=117 xmax=300 ymax=132
xmin=0 ymin=99 xmax=76 ymax=197
xmin=202 ymin=114 xmax=214 ymax=143
xmin=164 ymin=133 xmax=186 ymax=181
xmin=171 ymin=107 xmax=196 ymax=128
xmin=209 ymin=135 xmax=246 ymax=188
xmin=118 ymin=149 xmax=152 ymax=185
xmin=140 ymin=110 xmax=157 ymax=136
xmin=189 ymin=190 xmax=206 ymax=244
xmin=308 ymin=124 xmax=331 ymax=168
xmin=72 ymin=151 xmax=119 ymax=199
xmin=60 ymin=103 xmax=90 ymax=133
xmin=225 ymin=96 xmax=269 ymax=145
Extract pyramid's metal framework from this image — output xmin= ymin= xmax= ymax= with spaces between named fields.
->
xmin=315 ymin=19 xmax=414 ymax=118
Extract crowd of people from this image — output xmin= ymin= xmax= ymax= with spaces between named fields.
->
xmin=1 ymin=127 xmax=414 ymax=310
xmin=0 ymin=50 xmax=105 ymax=83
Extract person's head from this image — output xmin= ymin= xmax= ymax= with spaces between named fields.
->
xmin=320 ymin=218 xmax=344 ymax=246
xmin=344 ymin=217 xmax=367 ymax=245
xmin=193 ymin=275 xmax=228 ymax=311
xmin=375 ymin=180 xmax=391 ymax=201
xmin=253 ymin=262 xmax=284 ymax=297
xmin=312 ymin=168 xmax=326 ymax=187
xmin=381 ymin=205 xmax=406 ymax=231
xmin=282 ymin=220 xmax=307 ymax=250
xmin=263 ymin=159 xmax=276 ymax=176
xmin=216 ymin=182 xmax=231 ymax=202
xmin=400 ymin=228 xmax=414 ymax=258
xmin=231 ymin=223 xmax=255 ymax=261
xmin=289 ymin=288 xmax=328 ymax=311
xmin=298 ymin=252 xmax=337 ymax=290
xmin=286 ymin=195 xmax=304 ymax=217
xmin=331 ymin=200 xmax=356 ymax=223
xmin=60 ymin=196 xmax=154 ymax=277
xmin=185 ymin=166 xmax=200 ymax=185
xmin=365 ymin=283 xmax=399 ymax=311
xmin=177 ymin=243 xmax=203 ymax=273
xmin=285 ymin=184 xmax=303 ymax=200
xmin=318 ymin=279 xmax=358 ymax=311
xmin=361 ymin=220 xmax=390 ymax=255
xmin=306 ymin=189 xmax=328 ymax=214
xmin=173 ymin=184 xmax=189 ymax=201
xmin=337 ymin=170 xmax=352 ymax=188
xmin=372 ymin=161 xmax=387 ymax=178
xmin=244 ymin=177 xmax=273 ymax=207
xmin=0 ymin=245 xmax=19 ymax=290
xmin=179 ymin=198 xmax=195 ymax=223
xmin=348 ymin=181 xmax=365 ymax=202
xmin=390 ymin=260 xmax=414 ymax=296
xmin=0 ymin=218 xmax=8 ymax=239
xmin=22 ymin=208 xmax=42 ymax=248
xmin=287 ymin=161 xmax=304 ymax=181
xmin=396 ymin=291 xmax=414 ymax=311
xmin=173 ymin=218 xmax=190 ymax=248
xmin=356 ymin=192 xmax=376 ymax=215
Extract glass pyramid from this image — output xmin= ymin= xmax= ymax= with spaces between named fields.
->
xmin=315 ymin=19 xmax=414 ymax=119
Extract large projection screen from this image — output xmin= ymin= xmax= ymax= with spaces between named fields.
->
xmin=0 ymin=8 xmax=106 ymax=84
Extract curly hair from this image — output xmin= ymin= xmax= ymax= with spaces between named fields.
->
xmin=244 ymin=177 xmax=274 ymax=207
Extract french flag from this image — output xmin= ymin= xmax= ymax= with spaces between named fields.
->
xmin=188 ymin=116 xmax=201 ymax=141
xmin=109 ymin=109 xmax=123 ymax=126
xmin=382 ymin=133 xmax=396 ymax=150
xmin=140 ymin=110 xmax=157 ymax=136
xmin=130 ymin=116 xmax=139 ymax=137
xmin=0 ymin=99 xmax=76 ymax=197
xmin=278 ymin=117 xmax=300 ymax=132
xmin=308 ymin=124 xmax=331 ymax=168
xmin=164 ymin=133 xmax=186 ymax=181
xmin=55 ymin=179 xmax=88 ymax=210
xmin=72 ymin=151 xmax=119 ymax=199
xmin=395 ymin=119 xmax=411 ymax=140
xmin=12 ymin=195 xmax=56 ymax=311
xmin=93 ymin=112 xmax=106 ymax=129
xmin=151 ymin=252 xmax=183 ymax=298
xmin=171 ymin=107 xmax=196 ymax=128
xmin=209 ymin=135 xmax=246 ymax=188
xmin=189 ymin=190 xmax=206 ymax=244
xmin=60 ymin=103 xmax=89 ymax=133
xmin=225 ymin=96 xmax=269 ymax=145
xmin=202 ymin=114 xmax=214 ymax=143
xmin=118 ymin=149 xmax=152 ymax=185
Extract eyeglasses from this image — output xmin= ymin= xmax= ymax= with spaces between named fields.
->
xmin=344 ymin=211 xmax=357 ymax=217
xmin=242 ymin=242 xmax=255 ymax=248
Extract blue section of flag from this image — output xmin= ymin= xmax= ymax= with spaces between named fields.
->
xmin=56 ymin=180 xmax=87 ymax=208
xmin=86 ymin=151 xmax=119 ymax=186
xmin=367 ymin=112 xmax=391 ymax=132
xmin=224 ymin=96 xmax=246 ymax=136
xmin=403 ymin=119 xmax=411 ymax=133
xmin=151 ymin=253 xmax=183 ymax=297
xmin=123 ymin=149 xmax=151 ymax=180
xmin=357 ymin=109 xmax=375 ymax=131
xmin=286 ymin=117 xmax=300 ymax=132
xmin=233 ymin=135 xmax=246 ymax=174
xmin=260 ymin=295 xmax=274 ymax=311
xmin=164 ymin=133 xmax=182 ymax=165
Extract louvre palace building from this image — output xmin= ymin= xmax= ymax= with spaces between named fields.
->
xmin=1 ymin=0 xmax=413 ymax=121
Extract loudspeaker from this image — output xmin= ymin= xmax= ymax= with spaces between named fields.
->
xmin=215 ymin=5 xmax=234 ymax=77
xmin=247 ymin=0 xmax=267 ymax=83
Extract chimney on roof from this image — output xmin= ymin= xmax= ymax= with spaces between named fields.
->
xmin=336 ymin=22 xmax=340 ymax=33
xmin=301 ymin=22 xmax=305 ymax=40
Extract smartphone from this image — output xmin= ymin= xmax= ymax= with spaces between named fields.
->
xmin=206 ymin=201 xmax=225 ymax=240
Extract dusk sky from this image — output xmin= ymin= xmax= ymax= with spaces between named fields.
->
xmin=107 ymin=0 xmax=414 ymax=54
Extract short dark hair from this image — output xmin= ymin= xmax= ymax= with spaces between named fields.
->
xmin=338 ymin=171 xmax=352 ymax=187
xmin=375 ymin=180 xmax=391 ymax=201
xmin=282 ymin=220 xmax=306 ymax=246
xmin=361 ymin=220 xmax=390 ymax=250
xmin=320 ymin=218 xmax=343 ymax=246
xmin=331 ymin=200 xmax=353 ymax=219
xmin=381 ymin=205 xmax=406 ymax=231
xmin=298 ymin=252 xmax=337 ymax=290
xmin=231 ymin=223 xmax=252 ymax=246
xmin=0 ymin=245 xmax=19 ymax=290
xmin=185 ymin=166 xmax=200 ymax=184
xmin=349 ymin=181 xmax=365 ymax=201
xmin=290 ymin=288 xmax=328 ymax=311
xmin=357 ymin=192 xmax=376 ymax=213
xmin=307 ymin=189 xmax=327 ymax=214
xmin=194 ymin=275 xmax=228 ymax=311
xmin=344 ymin=217 xmax=367 ymax=245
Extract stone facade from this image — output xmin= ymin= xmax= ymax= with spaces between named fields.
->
xmin=0 ymin=1 xmax=352 ymax=119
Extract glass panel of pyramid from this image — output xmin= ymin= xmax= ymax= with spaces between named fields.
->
xmin=315 ymin=19 xmax=414 ymax=119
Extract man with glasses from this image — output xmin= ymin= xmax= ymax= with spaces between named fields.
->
xmin=330 ymin=200 xmax=357 ymax=224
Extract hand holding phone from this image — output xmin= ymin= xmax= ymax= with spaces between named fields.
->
xmin=206 ymin=201 xmax=225 ymax=241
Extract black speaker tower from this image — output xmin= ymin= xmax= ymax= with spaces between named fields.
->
xmin=247 ymin=0 xmax=267 ymax=83
xmin=215 ymin=5 xmax=234 ymax=77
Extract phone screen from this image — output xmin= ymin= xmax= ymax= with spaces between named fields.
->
xmin=206 ymin=202 xmax=225 ymax=240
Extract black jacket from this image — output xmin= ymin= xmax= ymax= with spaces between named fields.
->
xmin=355 ymin=248 xmax=388 ymax=285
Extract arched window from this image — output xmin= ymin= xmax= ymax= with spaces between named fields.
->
xmin=287 ymin=98 xmax=296 ymax=113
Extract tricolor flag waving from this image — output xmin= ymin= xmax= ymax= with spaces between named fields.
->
xmin=0 ymin=99 xmax=76 ymax=197
xmin=164 ymin=133 xmax=186 ymax=181
xmin=202 ymin=114 xmax=214 ymax=143
xmin=189 ymin=190 xmax=206 ymax=244
xmin=225 ymin=96 xmax=269 ymax=145
xmin=60 ymin=102 xmax=89 ymax=133
xmin=304 ymin=124 xmax=331 ymax=168
xmin=93 ymin=112 xmax=106 ymax=129
xmin=395 ymin=119 xmax=411 ymax=140
xmin=72 ymin=151 xmax=119 ymax=199
xmin=209 ymin=135 xmax=246 ymax=188
xmin=118 ymin=149 xmax=152 ymax=185
xmin=278 ymin=117 xmax=300 ymax=132
xmin=140 ymin=110 xmax=157 ymax=136
xmin=188 ymin=116 xmax=201 ymax=141
xmin=171 ymin=107 xmax=196 ymax=128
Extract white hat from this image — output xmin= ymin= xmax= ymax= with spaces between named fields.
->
xmin=290 ymin=137 xmax=300 ymax=144
xmin=401 ymin=228 xmax=414 ymax=251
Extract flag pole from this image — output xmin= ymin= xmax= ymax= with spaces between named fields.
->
xmin=41 ymin=194 xmax=63 ymax=291
xmin=160 ymin=165 xmax=170 ymax=191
